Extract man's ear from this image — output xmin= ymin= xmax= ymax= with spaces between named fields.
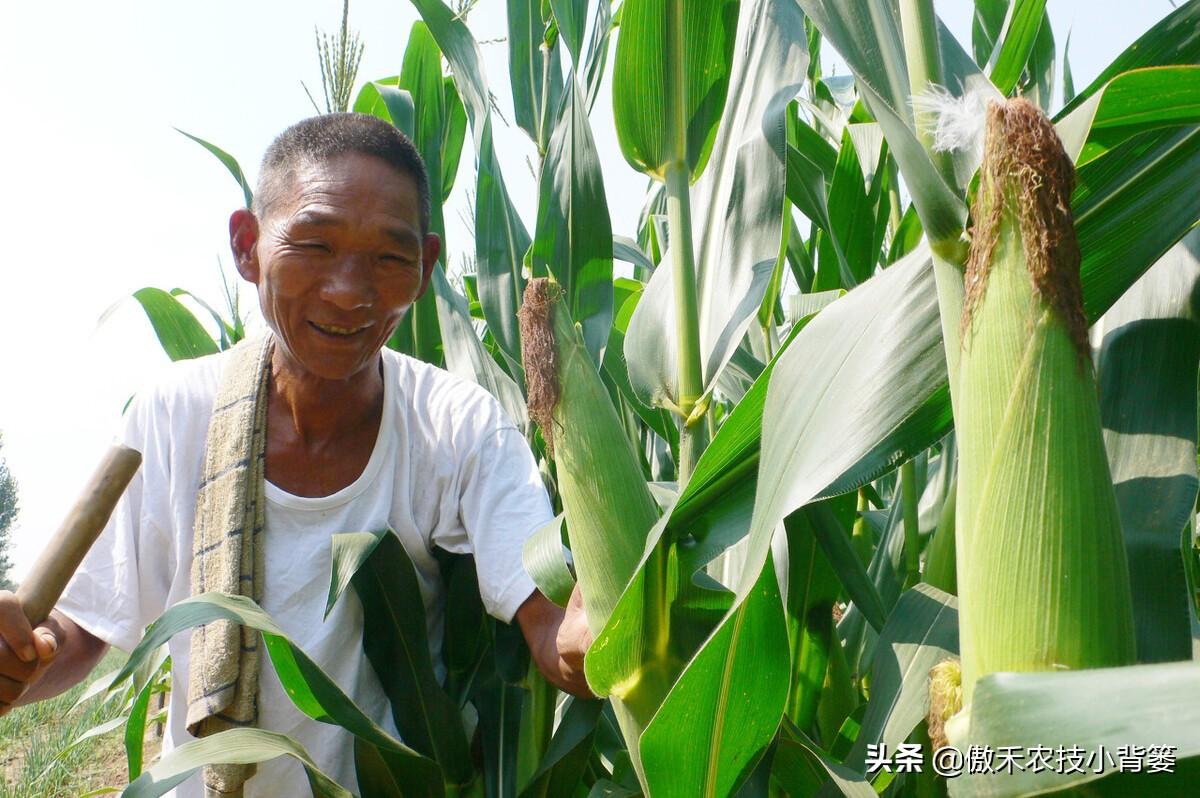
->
xmin=229 ymin=209 xmax=261 ymax=284
xmin=415 ymin=233 xmax=441 ymax=300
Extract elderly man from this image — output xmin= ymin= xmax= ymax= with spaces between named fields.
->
xmin=0 ymin=113 xmax=590 ymax=795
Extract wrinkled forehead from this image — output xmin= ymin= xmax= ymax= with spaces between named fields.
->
xmin=257 ymin=152 xmax=420 ymax=224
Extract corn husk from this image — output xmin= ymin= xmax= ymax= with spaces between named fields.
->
xmin=518 ymin=278 xmax=661 ymax=636
xmin=954 ymin=99 xmax=1136 ymax=704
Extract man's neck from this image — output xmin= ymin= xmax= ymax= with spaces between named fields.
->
xmin=267 ymin=349 xmax=384 ymax=448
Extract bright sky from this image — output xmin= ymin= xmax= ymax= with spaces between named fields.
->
xmin=0 ymin=0 xmax=1165 ymax=581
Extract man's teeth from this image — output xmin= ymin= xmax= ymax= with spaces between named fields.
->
xmin=313 ymin=322 xmax=367 ymax=335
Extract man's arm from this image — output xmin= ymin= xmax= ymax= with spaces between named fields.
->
xmin=0 ymin=592 xmax=109 ymax=716
xmin=515 ymin=586 xmax=594 ymax=698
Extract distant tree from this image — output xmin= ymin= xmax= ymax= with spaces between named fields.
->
xmin=0 ymin=434 xmax=18 ymax=591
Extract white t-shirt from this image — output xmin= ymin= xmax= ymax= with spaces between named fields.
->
xmin=57 ymin=346 xmax=551 ymax=797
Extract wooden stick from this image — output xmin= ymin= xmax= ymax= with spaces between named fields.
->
xmin=16 ymin=444 xmax=142 ymax=626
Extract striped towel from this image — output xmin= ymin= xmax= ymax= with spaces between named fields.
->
xmin=186 ymin=333 xmax=273 ymax=797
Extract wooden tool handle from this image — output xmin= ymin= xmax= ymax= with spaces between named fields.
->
xmin=15 ymin=444 xmax=142 ymax=626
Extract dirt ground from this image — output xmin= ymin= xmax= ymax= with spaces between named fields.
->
xmin=2 ymin=706 xmax=164 ymax=791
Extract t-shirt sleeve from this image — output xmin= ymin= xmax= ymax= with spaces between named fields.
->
xmin=432 ymin=407 xmax=553 ymax=624
xmin=56 ymin=390 xmax=172 ymax=653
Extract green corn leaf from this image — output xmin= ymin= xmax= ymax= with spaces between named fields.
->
xmin=638 ymin=557 xmax=789 ymax=798
xmin=950 ymin=662 xmax=1200 ymax=797
xmin=351 ymin=81 xmax=416 ymax=137
xmin=431 ymin=265 xmax=528 ymax=428
xmin=984 ymin=0 xmax=1047 ymax=97
xmin=1020 ymin=8 xmax=1055 ymax=110
xmin=71 ymin=665 xmax=128 ymax=712
xmin=613 ymin=235 xmax=655 ymax=277
xmin=476 ymin=122 xmax=533 ymax=377
xmin=507 ymin=0 xmax=564 ymax=148
xmin=438 ymin=556 xmax=488 ymax=703
xmin=521 ymin=514 xmax=576 ymax=608
xmin=549 ymin=0 xmax=588 ymax=66
xmin=755 ymin=239 xmax=786 ymax=333
xmin=806 ymin=503 xmax=888 ymax=633
xmin=531 ymin=77 xmax=615 ymax=365
xmin=174 ymin=129 xmax=254 ymax=208
xmin=475 ymin=680 xmax=525 ymax=796
xmin=792 ymin=117 xmax=839 ymax=181
xmin=325 ymin=530 xmax=474 ymax=784
xmin=353 ymin=738 xmax=408 ymax=798
xmin=580 ymin=0 xmax=613 ymax=110
xmin=697 ymin=243 xmax=944 ymax=545
xmin=815 ymin=127 xmax=879 ymax=290
xmin=624 ymin=0 xmax=807 ymax=408
xmin=130 ymin=288 xmax=220 ymax=362
xmin=124 ymin=728 xmax=353 ymax=798
xmin=837 ymin=499 xmax=908 ymax=673
xmin=1075 ymin=125 xmax=1200 ymax=322
xmin=1063 ymin=29 xmax=1076 ymax=104
xmin=1057 ymin=66 xmax=1200 ymax=165
xmin=516 ymin=669 xmax=557 ymax=792
xmin=971 ymin=0 xmax=1007 ymax=66
xmin=441 ymin=77 xmax=467 ymax=200
xmin=168 ymin=288 xmax=240 ymax=351
xmin=603 ymin=318 xmax=679 ymax=456
xmin=124 ymin=668 xmax=156 ymax=779
xmin=786 ymin=140 xmax=850 ymax=284
xmin=518 ymin=698 xmax=605 ymax=798
xmin=398 ymin=22 xmax=450 ymax=366
xmin=665 ymin=293 xmax=839 ymax=579
xmin=587 ymin=780 xmax=640 ymax=798
xmin=843 ymin=584 xmax=958 ymax=773
xmin=113 ymin=593 xmax=443 ymax=796
xmin=1098 ymin=229 xmax=1200 ymax=663
xmin=671 ymin=249 xmax=948 ymax=536
xmin=611 ymin=0 xmax=739 ymax=181
xmin=772 ymin=720 xmax=876 ymax=797
xmin=407 ymin=0 xmax=489 ymax=134
xmin=780 ymin=506 xmax=844 ymax=731
xmin=888 ymin=203 xmax=924 ymax=263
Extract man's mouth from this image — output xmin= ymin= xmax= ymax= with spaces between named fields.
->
xmin=309 ymin=321 xmax=371 ymax=337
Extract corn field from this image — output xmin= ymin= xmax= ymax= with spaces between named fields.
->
xmin=108 ymin=0 xmax=1200 ymax=796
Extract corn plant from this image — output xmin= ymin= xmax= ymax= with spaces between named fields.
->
xmin=118 ymin=0 xmax=1200 ymax=796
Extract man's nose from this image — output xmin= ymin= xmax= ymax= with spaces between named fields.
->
xmin=319 ymin=255 xmax=376 ymax=310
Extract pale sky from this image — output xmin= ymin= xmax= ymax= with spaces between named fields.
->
xmin=0 ymin=0 xmax=1164 ymax=581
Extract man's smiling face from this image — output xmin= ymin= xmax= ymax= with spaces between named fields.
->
xmin=232 ymin=151 xmax=438 ymax=382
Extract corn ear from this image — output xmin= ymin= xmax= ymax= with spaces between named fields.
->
xmin=954 ymin=99 xmax=1136 ymax=704
xmin=518 ymin=278 xmax=661 ymax=637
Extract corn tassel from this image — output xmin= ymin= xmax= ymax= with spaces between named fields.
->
xmin=954 ymin=99 xmax=1136 ymax=705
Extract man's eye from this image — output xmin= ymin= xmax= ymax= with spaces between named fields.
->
xmin=299 ymin=241 xmax=331 ymax=253
xmin=381 ymin=254 xmax=415 ymax=267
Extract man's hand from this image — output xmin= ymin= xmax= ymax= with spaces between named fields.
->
xmin=555 ymin=586 xmax=593 ymax=694
xmin=516 ymin=585 xmax=595 ymax=699
xmin=0 ymin=590 xmax=60 ymax=717
xmin=0 ymin=592 xmax=107 ymax=717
